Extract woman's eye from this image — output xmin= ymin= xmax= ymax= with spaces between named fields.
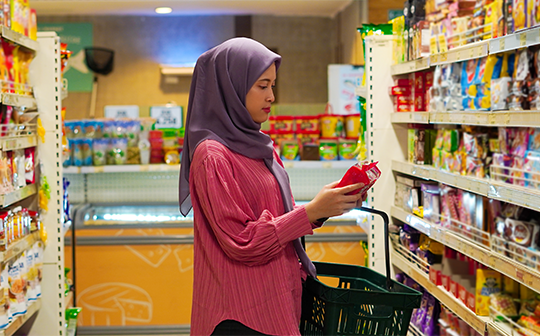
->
xmin=260 ymin=86 xmax=268 ymax=90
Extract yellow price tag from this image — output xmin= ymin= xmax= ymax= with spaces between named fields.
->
xmin=456 ymin=50 xmax=461 ymax=60
xmin=520 ymin=33 xmax=527 ymax=47
xmin=500 ymin=38 xmax=505 ymax=50
xmin=441 ymin=53 xmax=448 ymax=62
xmin=94 ymin=166 xmax=104 ymax=173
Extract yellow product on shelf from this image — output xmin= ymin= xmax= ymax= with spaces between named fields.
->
xmin=475 ymin=268 xmax=502 ymax=316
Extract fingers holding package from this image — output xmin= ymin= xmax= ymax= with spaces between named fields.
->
xmin=304 ymin=181 xmax=365 ymax=223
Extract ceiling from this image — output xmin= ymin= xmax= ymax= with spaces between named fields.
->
xmin=31 ymin=0 xmax=354 ymax=17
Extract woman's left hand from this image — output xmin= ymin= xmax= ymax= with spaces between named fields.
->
xmin=355 ymin=192 xmax=368 ymax=209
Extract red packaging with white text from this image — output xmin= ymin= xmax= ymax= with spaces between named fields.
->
xmin=335 ymin=161 xmax=381 ymax=195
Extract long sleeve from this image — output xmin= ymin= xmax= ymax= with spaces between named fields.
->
xmin=189 ymin=140 xmax=309 ymax=336
xmin=191 ymin=149 xmax=314 ymax=266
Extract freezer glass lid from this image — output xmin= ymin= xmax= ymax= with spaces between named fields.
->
xmin=86 ymin=205 xmax=193 ymax=224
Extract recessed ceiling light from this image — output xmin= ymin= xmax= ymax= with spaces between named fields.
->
xmin=155 ymin=7 xmax=172 ymax=14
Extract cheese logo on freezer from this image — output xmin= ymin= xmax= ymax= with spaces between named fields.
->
xmin=77 ymin=283 xmax=152 ymax=326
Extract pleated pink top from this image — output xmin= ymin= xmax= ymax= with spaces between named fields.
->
xmin=189 ymin=140 xmax=316 ymax=336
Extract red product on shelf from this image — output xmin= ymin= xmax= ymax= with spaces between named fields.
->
xmin=294 ymin=115 xmax=319 ymax=132
xmin=269 ymin=116 xmax=294 ymax=133
xmin=394 ymin=78 xmax=412 ymax=87
xmin=389 ymin=86 xmax=412 ymax=96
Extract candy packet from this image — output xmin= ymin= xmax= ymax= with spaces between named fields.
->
xmin=335 ymin=161 xmax=381 ymax=195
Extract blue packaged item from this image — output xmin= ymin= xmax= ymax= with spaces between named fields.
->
xmin=524 ymin=150 xmax=540 ymax=189
xmin=72 ymin=139 xmax=84 ymax=167
xmin=528 ymin=128 xmax=540 ymax=152
xmin=81 ymin=138 xmax=93 ymax=166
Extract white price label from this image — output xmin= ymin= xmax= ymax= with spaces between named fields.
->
xmin=150 ymin=106 xmax=183 ymax=129
xmin=104 ymin=105 xmax=140 ymax=119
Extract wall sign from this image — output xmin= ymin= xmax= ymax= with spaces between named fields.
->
xmin=38 ymin=22 xmax=94 ymax=92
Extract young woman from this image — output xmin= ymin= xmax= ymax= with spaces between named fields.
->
xmin=179 ymin=37 xmax=365 ymax=336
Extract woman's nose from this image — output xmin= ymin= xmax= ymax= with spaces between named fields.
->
xmin=267 ymin=88 xmax=275 ymax=102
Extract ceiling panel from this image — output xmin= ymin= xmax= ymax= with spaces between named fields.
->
xmin=31 ymin=0 xmax=353 ymax=17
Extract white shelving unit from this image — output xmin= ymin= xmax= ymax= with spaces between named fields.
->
xmin=363 ymin=32 xmax=540 ymax=336
xmin=26 ymin=31 xmax=65 ymax=336
xmin=391 ymin=111 xmax=540 ymax=127
xmin=364 ymin=35 xmax=407 ymax=274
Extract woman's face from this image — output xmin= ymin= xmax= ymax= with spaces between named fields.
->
xmin=245 ymin=63 xmax=276 ymax=124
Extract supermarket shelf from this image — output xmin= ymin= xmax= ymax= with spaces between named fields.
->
xmin=0 ymin=184 xmax=37 ymax=208
xmin=1 ymin=231 xmax=41 ymax=264
xmin=391 ymin=57 xmax=430 ymax=76
xmin=1 ymin=26 xmax=39 ymax=52
xmin=2 ymin=93 xmax=36 ymax=109
xmin=0 ymin=135 xmax=37 ymax=151
xmin=407 ymin=323 xmax=424 ymax=336
xmin=2 ymin=299 xmax=41 ymax=336
xmin=391 ymin=205 xmax=540 ymax=295
xmin=63 ymin=161 xmax=358 ymax=174
xmin=391 ymin=245 xmax=491 ymax=335
xmin=487 ymin=321 xmax=514 ymax=336
xmin=390 ymin=111 xmax=540 ymax=127
xmin=429 ymin=111 xmax=540 ymax=127
xmin=430 ymin=40 xmax=489 ymax=65
xmin=64 ymin=164 xmax=181 ymax=174
xmin=391 ymin=160 xmax=540 ymax=210
xmin=489 ymin=26 xmax=540 ymax=54
xmin=390 ymin=112 xmax=429 ymax=124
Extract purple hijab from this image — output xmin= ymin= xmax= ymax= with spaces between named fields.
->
xmin=179 ymin=37 xmax=316 ymax=277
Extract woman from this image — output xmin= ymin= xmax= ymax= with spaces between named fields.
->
xmin=179 ymin=37 xmax=365 ymax=336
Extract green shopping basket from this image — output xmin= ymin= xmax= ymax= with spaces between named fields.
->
xmin=300 ymin=207 xmax=422 ymax=336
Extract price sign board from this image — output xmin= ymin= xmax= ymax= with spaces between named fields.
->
xmin=150 ymin=106 xmax=183 ymax=129
xmin=104 ymin=105 xmax=140 ymax=119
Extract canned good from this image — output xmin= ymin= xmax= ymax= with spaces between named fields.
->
xmin=319 ymin=114 xmax=344 ymax=138
xmin=294 ymin=115 xmax=319 ymax=132
xmin=269 ymin=116 xmax=294 ymax=133
xmin=344 ymin=114 xmax=360 ymax=138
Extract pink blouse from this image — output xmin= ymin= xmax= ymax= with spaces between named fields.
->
xmin=189 ymin=140 xmax=316 ymax=336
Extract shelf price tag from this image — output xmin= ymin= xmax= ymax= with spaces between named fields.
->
xmin=150 ymin=105 xmax=183 ymax=129
xmin=520 ymin=33 xmax=527 ymax=47
xmin=500 ymin=38 xmax=505 ymax=50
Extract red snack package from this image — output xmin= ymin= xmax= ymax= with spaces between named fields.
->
xmin=335 ymin=161 xmax=381 ymax=195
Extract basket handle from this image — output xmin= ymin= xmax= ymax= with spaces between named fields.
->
xmin=358 ymin=206 xmax=393 ymax=291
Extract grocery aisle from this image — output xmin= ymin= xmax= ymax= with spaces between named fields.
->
xmin=360 ymin=4 xmax=540 ymax=335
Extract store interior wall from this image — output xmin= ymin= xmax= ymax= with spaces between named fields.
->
xmin=368 ymin=0 xmax=404 ymax=23
xmin=40 ymin=0 xmax=363 ymax=120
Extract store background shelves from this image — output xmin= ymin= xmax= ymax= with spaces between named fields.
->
xmin=1 ymin=299 xmax=41 ymax=336
xmin=390 ymin=112 xmax=429 ymax=124
xmin=391 ymin=241 xmax=491 ymax=335
xmin=391 ymin=205 xmax=540 ymax=294
xmin=391 ymin=160 xmax=540 ymax=212
xmin=391 ymin=57 xmax=430 ymax=76
xmin=1 ymin=26 xmax=39 ymax=52
xmin=0 ymin=136 xmax=37 ymax=151
xmin=489 ymin=26 xmax=540 ymax=54
xmin=391 ymin=111 xmax=540 ymax=127
xmin=1 ymin=93 xmax=36 ymax=109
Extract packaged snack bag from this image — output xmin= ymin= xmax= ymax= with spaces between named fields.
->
xmin=476 ymin=268 xmax=501 ymax=316
xmin=335 ymin=161 xmax=381 ymax=195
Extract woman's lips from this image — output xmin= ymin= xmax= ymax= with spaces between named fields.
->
xmin=263 ymin=107 xmax=271 ymax=113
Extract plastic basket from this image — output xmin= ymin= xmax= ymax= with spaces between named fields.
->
xmin=300 ymin=207 xmax=422 ymax=335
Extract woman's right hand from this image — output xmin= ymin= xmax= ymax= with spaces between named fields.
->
xmin=304 ymin=181 xmax=365 ymax=223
